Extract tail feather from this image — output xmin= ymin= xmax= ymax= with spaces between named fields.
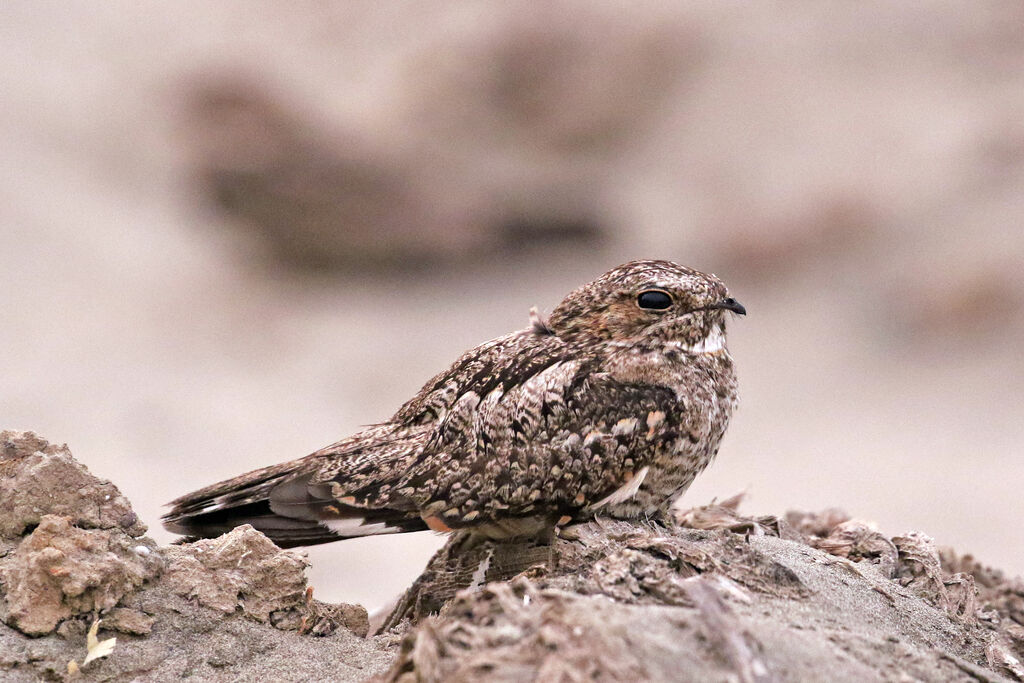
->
xmin=163 ymin=461 xmax=426 ymax=548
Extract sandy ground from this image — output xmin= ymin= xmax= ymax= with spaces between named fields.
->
xmin=2 ymin=2 xmax=1023 ymax=612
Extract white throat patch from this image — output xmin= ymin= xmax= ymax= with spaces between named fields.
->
xmin=678 ymin=325 xmax=726 ymax=355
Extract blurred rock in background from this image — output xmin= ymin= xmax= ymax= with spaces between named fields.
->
xmin=180 ymin=7 xmax=700 ymax=268
xmin=1 ymin=1 xmax=1022 ymax=611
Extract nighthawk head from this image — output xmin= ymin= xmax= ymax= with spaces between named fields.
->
xmin=547 ymin=260 xmax=745 ymax=350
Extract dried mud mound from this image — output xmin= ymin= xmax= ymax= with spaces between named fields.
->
xmin=0 ymin=431 xmax=391 ymax=682
xmin=378 ymin=498 xmax=1024 ymax=682
xmin=2 ymin=430 xmax=1024 ymax=682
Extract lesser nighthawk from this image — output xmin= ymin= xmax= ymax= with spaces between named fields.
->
xmin=164 ymin=260 xmax=744 ymax=547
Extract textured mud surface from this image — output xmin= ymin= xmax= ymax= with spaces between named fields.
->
xmin=0 ymin=431 xmax=389 ymax=682
xmin=3 ymin=430 xmax=1024 ymax=682
xmin=379 ymin=497 xmax=1024 ymax=682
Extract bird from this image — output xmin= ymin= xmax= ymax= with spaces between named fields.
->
xmin=163 ymin=260 xmax=745 ymax=548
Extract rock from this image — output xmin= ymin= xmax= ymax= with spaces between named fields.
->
xmin=161 ymin=525 xmax=308 ymax=624
xmin=0 ymin=431 xmax=395 ymax=682
xmin=375 ymin=523 xmax=1007 ymax=683
xmin=0 ymin=516 xmax=161 ymax=636
xmin=0 ymin=431 xmax=160 ymax=637
xmin=179 ymin=6 xmax=698 ymax=271
xmin=0 ymin=430 xmax=147 ymax=538
xmin=183 ymin=78 xmax=499 ymax=270
xmin=101 ymin=607 xmax=157 ymax=636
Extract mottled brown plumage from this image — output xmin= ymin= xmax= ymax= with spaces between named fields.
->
xmin=164 ymin=260 xmax=744 ymax=547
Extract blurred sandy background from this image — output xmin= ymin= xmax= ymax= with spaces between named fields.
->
xmin=2 ymin=2 xmax=1023 ymax=612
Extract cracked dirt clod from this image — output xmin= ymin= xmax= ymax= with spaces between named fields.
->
xmin=0 ymin=431 xmax=162 ymax=637
xmin=0 ymin=515 xmax=161 ymax=636
xmin=161 ymin=525 xmax=308 ymax=623
xmin=0 ymin=431 xmax=146 ymax=538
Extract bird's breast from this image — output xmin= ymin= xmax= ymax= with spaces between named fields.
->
xmin=599 ymin=348 xmax=738 ymax=517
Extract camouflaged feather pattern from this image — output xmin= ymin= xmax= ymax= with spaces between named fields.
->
xmin=164 ymin=260 xmax=743 ymax=547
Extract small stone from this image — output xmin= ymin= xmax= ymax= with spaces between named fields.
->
xmin=102 ymin=607 xmax=157 ymax=635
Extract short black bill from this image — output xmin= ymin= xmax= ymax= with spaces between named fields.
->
xmin=713 ymin=298 xmax=746 ymax=315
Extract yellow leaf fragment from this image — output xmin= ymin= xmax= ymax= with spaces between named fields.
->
xmin=82 ymin=619 xmax=117 ymax=666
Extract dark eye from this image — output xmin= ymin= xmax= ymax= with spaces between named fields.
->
xmin=636 ymin=290 xmax=673 ymax=310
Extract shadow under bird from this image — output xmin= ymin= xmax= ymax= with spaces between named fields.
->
xmin=164 ymin=260 xmax=745 ymax=547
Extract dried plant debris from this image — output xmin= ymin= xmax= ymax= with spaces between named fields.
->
xmin=785 ymin=507 xmax=853 ymax=538
xmin=942 ymin=548 xmax=1024 ymax=681
xmin=675 ymin=491 xmax=802 ymax=541
xmin=380 ymin=496 xmax=1024 ymax=681
xmin=811 ymin=520 xmax=899 ymax=579
xmin=283 ymin=587 xmax=371 ymax=638
xmin=942 ymin=549 xmax=1024 ymax=627
xmin=66 ymin=619 xmax=117 ymax=678
xmin=579 ymin=522 xmax=807 ymax=604
xmin=82 ymin=619 xmax=117 ymax=667
xmin=374 ymin=526 xmax=1002 ymax=683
